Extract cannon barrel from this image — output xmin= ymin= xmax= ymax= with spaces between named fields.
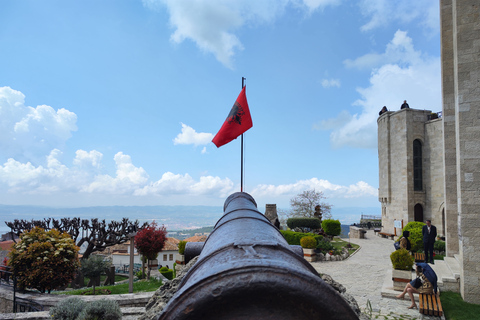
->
xmin=158 ymin=192 xmax=358 ymax=320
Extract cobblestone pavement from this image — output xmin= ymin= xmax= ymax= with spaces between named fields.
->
xmin=310 ymin=230 xmax=443 ymax=319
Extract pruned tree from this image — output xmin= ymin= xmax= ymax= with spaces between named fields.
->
xmin=5 ymin=217 xmax=147 ymax=260
xmin=288 ymin=189 xmax=332 ymax=220
xmin=80 ymin=255 xmax=111 ymax=295
xmin=134 ymin=221 xmax=167 ymax=280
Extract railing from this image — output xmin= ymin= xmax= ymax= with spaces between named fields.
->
xmin=0 ymin=264 xmax=44 ymax=313
xmin=360 ymin=214 xmax=381 ymax=220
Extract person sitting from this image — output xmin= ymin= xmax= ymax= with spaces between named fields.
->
xmin=399 ymin=230 xmax=411 ymax=251
xmin=396 ymin=263 xmax=438 ymax=309
xmin=401 ymin=100 xmax=410 ymax=109
xmin=379 ymin=106 xmax=388 ymax=115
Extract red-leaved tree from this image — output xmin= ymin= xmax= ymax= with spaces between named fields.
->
xmin=134 ymin=221 xmax=167 ymax=279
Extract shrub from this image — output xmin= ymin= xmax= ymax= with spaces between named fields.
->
xmin=286 ymin=218 xmax=321 ymax=230
xmin=50 ymin=297 xmax=87 ymax=320
xmin=300 ymin=236 xmax=317 ymax=249
xmin=280 ymin=230 xmax=323 ymax=246
xmin=316 ymin=239 xmax=334 ymax=252
xmin=322 ymin=219 xmax=341 ymax=237
xmin=135 ymin=270 xmax=146 ymax=279
xmin=403 ymin=221 xmax=425 ymax=252
xmin=434 ymin=240 xmax=446 ymax=252
xmin=77 ymin=299 xmax=122 ymax=320
xmin=390 ymin=248 xmax=414 ymax=270
xmin=159 ymin=266 xmax=174 ymax=280
xmin=178 ymin=241 xmax=187 ymax=255
xmin=8 ymin=227 xmax=80 ymax=293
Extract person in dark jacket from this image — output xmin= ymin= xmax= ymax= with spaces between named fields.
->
xmin=422 ymin=220 xmax=437 ymax=264
xmin=396 ymin=263 xmax=437 ymax=309
xmin=399 ymin=230 xmax=411 ymax=251
xmin=401 ymin=100 xmax=410 ymax=109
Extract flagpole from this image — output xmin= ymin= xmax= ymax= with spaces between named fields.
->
xmin=241 ymin=77 xmax=245 ymax=193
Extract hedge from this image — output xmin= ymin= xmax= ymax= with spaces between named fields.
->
xmin=321 ymin=219 xmax=341 ymax=237
xmin=280 ymin=230 xmax=323 ymax=246
xmin=286 ymin=217 xmax=321 ymax=230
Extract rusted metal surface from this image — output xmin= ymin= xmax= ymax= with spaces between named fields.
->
xmin=159 ymin=192 xmax=358 ymax=320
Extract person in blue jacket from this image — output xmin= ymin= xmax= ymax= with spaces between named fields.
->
xmin=396 ymin=263 xmax=438 ymax=309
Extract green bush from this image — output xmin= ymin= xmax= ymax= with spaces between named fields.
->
xmin=390 ymin=248 xmax=414 ymax=270
xmin=434 ymin=240 xmax=445 ymax=252
xmin=50 ymin=297 xmax=87 ymax=320
xmin=300 ymin=236 xmax=317 ymax=249
xmin=321 ymin=219 xmax=341 ymax=237
xmin=77 ymin=299 xmax=122 ymax=320
xmin=8 ymin=227 xmax=80 ymax=293
xmin=316 ymin=239 xmax=334 ymax=252
xmin=178 ymin=241 xmax=187 ymax=255
xmin=280 ymin=230 xmax=323 ymax=246
xmin=286 ymin=218 xmax=321 ymax=230
xmin=403 ymin=221 xmax=425 ymax=252
xmin=135 ymin=270 xmax=146 ymax=279
xmin=159 ymin=266 xmax=174 ymax=280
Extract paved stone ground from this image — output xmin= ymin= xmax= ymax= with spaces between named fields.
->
xmin=310 ymin=230 xmax=444 ymax=319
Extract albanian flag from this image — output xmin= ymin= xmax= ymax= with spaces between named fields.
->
xmin=212 ymin=86 xmax=253 ymax=148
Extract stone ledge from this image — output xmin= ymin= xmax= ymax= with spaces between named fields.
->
xmin=0 ymin=307 xmax=145 ymax=320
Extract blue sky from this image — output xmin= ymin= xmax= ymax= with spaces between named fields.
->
xmin=0 ymin=0 xmax=441 ymax=212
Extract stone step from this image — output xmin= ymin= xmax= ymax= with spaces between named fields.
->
xmin=445 ymin=256 xmax=461 ymax=280
xmin=430 ymin=259 xmax=460 ymax=293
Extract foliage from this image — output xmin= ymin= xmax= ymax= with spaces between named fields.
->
xmin=80 ymin=255 xmax=111 ymax=294
xmin=159 ymin=266 xmax=174 ymax=280
xmin=441 ymin=291 xmax=480 ymax=320
xmin=8 ymin=227 xmax=80 ymax=293
xmin=57 ymin=277 xmax=162 ymax=295
xmin=287 ymin=190 xmax=332 ymax=219
xmin=6 ymin=217 xmax=147 ymax=260
xmin=280 ymin=230 xmax=323 ymax=246
xmin=135 ymin=270 xmax=146 ymax=279
xmin=178 ymin=240 xmax=187 ymax=255
xmin=286 ymin=218 xmax=321 ymax=230
xmin=434 ymin=240 xmax=445 ymax=252
xmin=49 ymin=297 xmax=87 ymax=320
xmin=173 ymin=262 xmax=177 ymax=278
xmin=390 ymin=248 xmax=414 ymax=270
xmin=77 ymin=299 xmax=122 ymax=320
xmin=300 ymin=236 xmax=317 ymax=249
xmin=403 ymin=221 xmax=425 ymax=252
xmin=135 ymin=221 xmax=167 ymax=280
xmin=321 ymin=219 xmax=341 ymax=237
xmin=316 ymin=239 xmax=334 ymax=252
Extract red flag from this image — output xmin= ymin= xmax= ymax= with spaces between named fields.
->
xmin=212 ymin=86 xmax=252 ymax=148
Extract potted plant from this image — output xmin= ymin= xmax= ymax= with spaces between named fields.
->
xmin=300 ymin=236 xmax=317 ymax=262
xmin=390 ymin=248 xmax=414 ymax=291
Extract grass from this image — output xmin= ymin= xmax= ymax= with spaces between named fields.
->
xmin=56 ymin=277 xmax=163 ymax=295
xmin=331 ymin=237 xmax=360 ymax=255
xmin=441 ymin=291 xmax=480 ymax=320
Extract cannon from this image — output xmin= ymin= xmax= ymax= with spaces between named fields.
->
xmin=158 ymin=192 xmax=358 ymax=319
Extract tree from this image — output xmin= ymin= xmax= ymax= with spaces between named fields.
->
xmin=134 ymin=221 xmax=167 ymax=280
xmin=5 ymin=217 xmax=147 ymax=260
xmin=288 ymin=190 xmax=332 ymax=219
xmin=8 ymin=227 xmax=80 ymax=293
xmin=80 ymin=255 xmax=111 ymax=295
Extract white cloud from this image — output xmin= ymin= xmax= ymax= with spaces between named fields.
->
xmin=0 ymin=86 xmax=77 ymax=165
xmin=173 ymin=123 xmax=214 ymax=147
xmin=322 ymin=30 xmax=441 ymax=149
xmin=251 ymin=178 xmax=377 ymax=200
xmin=358 ymin=0 xmax=439 ymax=34
xmin=143 ymin=0 xmax=340 ymax=68
xmin=73 ymin=150 xmax=103 ymax=169
xmin=321 ymin=78 xmax=341 ymax=88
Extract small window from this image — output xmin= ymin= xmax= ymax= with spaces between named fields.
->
xmin=169 ymin=254 xmax=173 ymax=261
xmin=163 ymin=254 xmax=167 ymax=261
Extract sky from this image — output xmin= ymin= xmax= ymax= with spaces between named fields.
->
xmin=0 ymin=0 xmax=442 ymax=213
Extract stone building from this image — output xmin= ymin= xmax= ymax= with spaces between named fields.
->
xmin=378 ymin=0 xmax=479 ymax=303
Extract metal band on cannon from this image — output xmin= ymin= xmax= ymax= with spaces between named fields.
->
xmin=159 ymin=192 xmax=358 ymax=320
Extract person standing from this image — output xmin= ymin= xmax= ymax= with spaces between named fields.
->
xmin=422 ymin=220 xmax=437 ymax=264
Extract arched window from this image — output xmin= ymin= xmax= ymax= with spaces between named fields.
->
xmin=413 ymin=139 xmax=423 ymax=191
